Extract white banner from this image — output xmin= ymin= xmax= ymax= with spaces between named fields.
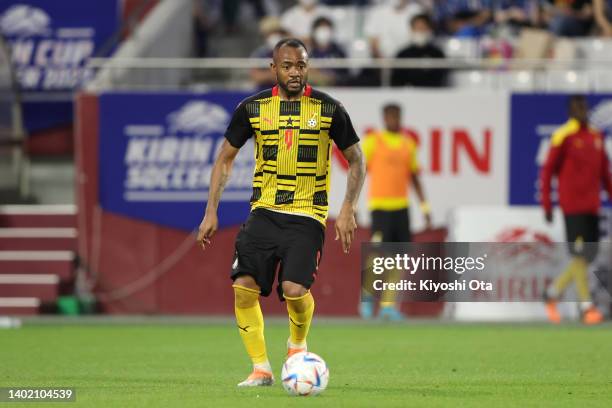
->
xmin=448 ymin=205 xmax=577 ymax=321
xmin=325 ymin=89 xmax=510 ymax=232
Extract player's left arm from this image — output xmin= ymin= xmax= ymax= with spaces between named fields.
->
xmin=337 ymin=143 xmax=365 ymax=254
xmin=408 ymin=140 xmax=432 ymax=229
xmin=329 ymin=103 xmax=365 ymax=254
xmin=601 ymin=139 xmax=612 ymax=202
xmin=412 ymin=174 xmax=432 ymax=230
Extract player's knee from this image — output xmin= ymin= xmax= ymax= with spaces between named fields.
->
xmin=282 ymin=281 xmax=307 ymax=299
xmin=233 ymin=284 xmax=260 ymax=308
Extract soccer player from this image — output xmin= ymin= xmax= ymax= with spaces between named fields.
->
xmin=359 ymin=104 xmax=431 ymax=321
xmin=541 ymin=95 xmax=612 ymax=325
xmin=196 ymin=38 xmax=365 ymax=386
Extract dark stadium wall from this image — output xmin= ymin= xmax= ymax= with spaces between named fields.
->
xmin=75 ymin=92 xmax=444 ymax=316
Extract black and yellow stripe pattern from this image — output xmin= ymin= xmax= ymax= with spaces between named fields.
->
xmin=242 ymin=88 xmax=338 ymax=225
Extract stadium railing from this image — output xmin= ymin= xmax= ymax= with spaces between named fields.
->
xmin=85 ymin=56 xmax=612 ymax=91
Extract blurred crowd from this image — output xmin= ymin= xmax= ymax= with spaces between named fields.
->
xmin=192 ymin=0 xmax=612 ymax=87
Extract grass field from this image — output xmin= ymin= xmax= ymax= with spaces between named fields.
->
xmin=1 ymin=319 xmax=611 ymax=407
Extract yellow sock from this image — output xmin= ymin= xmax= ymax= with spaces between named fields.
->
xmin=233 ymin=285 xmax=268 ymax=365
xmin=362 ymin=253 xmax=378 ymax=299
xmin=572 ymin=257 xmax=591 ymax=302
xmin=552 ymin=258 xmax=581 ymax=297
xmin=380 ymin=268 xmax=402 ymax=307
xmin=285 ymin=291 xmax=314 ymax=347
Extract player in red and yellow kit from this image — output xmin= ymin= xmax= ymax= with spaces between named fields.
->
xmin=540 ymin=95 xmax=612 ymax=325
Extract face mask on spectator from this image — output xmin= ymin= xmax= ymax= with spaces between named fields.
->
xmin=411 ymin=32 xmax=432 ymax=47
xmin=299 ymin=0 xmax=317 ymax=7
xmin=313 ymin=26 xmax=333 ymax=47
xmin=267 ymin=33 xmax=282 ymax=49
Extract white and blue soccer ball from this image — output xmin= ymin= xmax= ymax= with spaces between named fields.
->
xmin=281 ymin=351 xmax=329 ymax=396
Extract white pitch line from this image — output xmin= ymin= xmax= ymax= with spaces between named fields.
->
xmin=0 ymin=205 xmax=76 ymax=215
xmin=0 ymin=297 xmax=40 ymax=307
xmin=0 ymin=251 xmax=74 ymax=261
xmin=0 ymin=228 xmax=77 ymax=238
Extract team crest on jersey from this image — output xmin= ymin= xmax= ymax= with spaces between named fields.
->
xmin=307 ymin=113 xmax=318 ymax=128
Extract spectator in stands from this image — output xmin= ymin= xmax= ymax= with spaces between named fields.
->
xmin=543 ymin=0 xmax=594 ymax=37
xmin=433 ymin=0 xmax=493 ymax=37
xmin=193 ymin=0 xmax=221 ymax=57
xmin=281 ymin=0 xmax=331 ymax=43
xmin=365 ymin=0 xmax=425 ymax=58
xmin=249 ymin=17 xmax=289 ymax=89
xmin=594 ymin=0 xmax=612 ymax=36
xmin=308 ymin=17 xmax=349 ymax=86
xmin=392 ymin=14 xmax=448 ymax=87
xmin=223 ymin=0 xmax=268 ymax=33
xmin=493 ymin=0 xmax=545 ymax=32
xmin=321 ymin=0 xmax=369 ymax=5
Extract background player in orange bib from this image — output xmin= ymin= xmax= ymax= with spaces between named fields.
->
xmin=360 ymin=103 xmax=431 ymax=321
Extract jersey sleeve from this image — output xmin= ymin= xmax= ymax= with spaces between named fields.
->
xmin=224 ymin=102 xmax=253 ymax=148
xmin=601 ymin=137 xmax=612 ymax=202
xmin=362 ymin=133 xmax=376 ymax=165
xmin=329 ymin=104 xmax=360 ymax=151
xmin=540 ymin=129 xmax=566 ymax=213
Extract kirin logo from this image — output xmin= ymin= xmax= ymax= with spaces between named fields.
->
xmin=0 ymin=4 xmax=51 ymax=37
xmin=166 ymin=100 xmax=230 ymax=136
xmin=491 ymin=227 xmax=557 ymax=266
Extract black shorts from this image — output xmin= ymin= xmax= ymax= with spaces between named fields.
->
xmin=371 ymin=208 xmax=412 ymax=242
xmin=564 ymin=214 xmax=599 ymax=262
xmin=231 ymin=208 xmax=325 ymax=299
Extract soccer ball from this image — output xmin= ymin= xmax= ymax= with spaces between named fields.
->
xmin=281 ymin=351 xmax=329 ymax=396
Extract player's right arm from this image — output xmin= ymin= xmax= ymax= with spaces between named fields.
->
xmin=197 ymin=140 xmax=240 ymax=250
xmin=197 ymin=100 xmax=253 ymax=250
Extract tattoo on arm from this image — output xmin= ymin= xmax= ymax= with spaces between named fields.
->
xmin=341 ymin=143 xmax=366 ymax=206
xmin=206 ymin=163 xmax=230 ymax=213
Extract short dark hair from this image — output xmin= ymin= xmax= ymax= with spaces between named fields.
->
xmin=410 ymin=13 xmax=433 ymax=29
xmin=312 ymin=16 xmax=334 ymax=31
xmin=273 ymin=38 xmax=308 ymax=55
xmin=568 ymin=94 xmax=586 ymax=107
xmin=383 ymin=103 xmax=401 ymax=114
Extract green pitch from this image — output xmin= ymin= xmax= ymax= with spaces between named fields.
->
xmin=2 ymin=320 xmax=611 ymax=407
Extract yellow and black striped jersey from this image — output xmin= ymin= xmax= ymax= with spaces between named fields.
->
xmin=225 ymin=85 xmax=359 ymax=225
